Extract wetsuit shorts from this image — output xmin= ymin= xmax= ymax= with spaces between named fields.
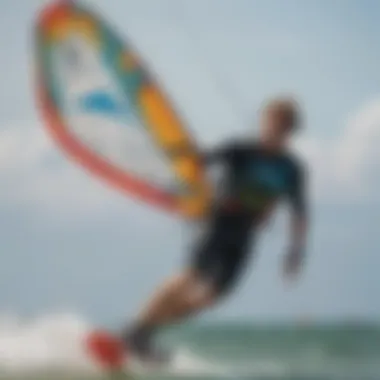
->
xmin=189 ymin=209 xmax=256 ymax=295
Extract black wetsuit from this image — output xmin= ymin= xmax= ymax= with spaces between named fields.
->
xmin=124 ymin=139 xmax=307 ymax=360
xmin=190 ymin=140 xmax=307 ymax=295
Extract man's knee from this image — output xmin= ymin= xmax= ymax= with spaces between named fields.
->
xmin=170 ymin=269 xmax=227 ymax=309
xmin=185 ymin=276 xmax=221 ymax=309
xmin=162 ymin=269 xmax=195 ymax=291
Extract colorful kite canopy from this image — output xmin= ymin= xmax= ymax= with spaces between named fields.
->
xmin=35 ymin=0 xmax=211 ymax=218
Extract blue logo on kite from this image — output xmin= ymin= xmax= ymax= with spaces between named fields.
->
xmin=79 ymin=91 xmax=129 ymax=118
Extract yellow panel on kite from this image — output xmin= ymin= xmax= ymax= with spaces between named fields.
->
xmin=35 ymin=0 xmax=211 ymax=218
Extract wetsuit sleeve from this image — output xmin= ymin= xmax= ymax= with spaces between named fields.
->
xmin=164 ymin=141 xmax=239 ymax=165
xmin=288 ymin=163 xmax=307 ymax=218
xmin=202 ymin=141 xmax=241 ymax=165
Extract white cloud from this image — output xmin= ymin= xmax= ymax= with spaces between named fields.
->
xmin=0 ymin=122 xmax=128 ymax=220
xmin=334 ymin=99 xmax=380 ymax=201
xmin=1 ymin=98 xmax=380 ymax=220
xmin=294 ymin=98 xmax=380 ymax=203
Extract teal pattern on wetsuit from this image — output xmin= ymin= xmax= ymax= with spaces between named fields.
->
xmin=204 ymin=140 xmax=306 ymax=217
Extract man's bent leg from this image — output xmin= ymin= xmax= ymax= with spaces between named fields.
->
xmin=157 ymin=272 xmax=218 ymax=323
xmin=123 ymin=269 xmax=218 ymax=358
xmin=123 ymin=213 xmax=252 ymax=360
xmin=136 ymin=269 xmax=215 ymax=326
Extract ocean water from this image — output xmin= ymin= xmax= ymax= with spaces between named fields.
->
xmin=0 ymin=313 xmax=379 ymax=380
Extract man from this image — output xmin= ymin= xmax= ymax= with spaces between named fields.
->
xmin=123 ymin=96 xmax=308 ymax=361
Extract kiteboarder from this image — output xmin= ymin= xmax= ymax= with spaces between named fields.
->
xmin=123 ymin=96 xmax=309 ymax=361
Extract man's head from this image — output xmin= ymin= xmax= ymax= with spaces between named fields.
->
xmin=259 ymin=96 xmax=301 ymax=150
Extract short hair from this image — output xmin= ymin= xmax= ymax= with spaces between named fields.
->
xmin=263 ymin=96 xmax=301 ymax=130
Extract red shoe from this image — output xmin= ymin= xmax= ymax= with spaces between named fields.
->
xmin=85 ymin=330 xmax=127 ymax=370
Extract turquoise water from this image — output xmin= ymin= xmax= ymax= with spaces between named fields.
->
xmin=160 ymin=323 xmax=380 ymax=379
xmin=1 ymin=318 xmax=379 ymax=380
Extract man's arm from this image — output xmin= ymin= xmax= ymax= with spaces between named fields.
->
xmin=284 ymin=163 xmax=309 ymax=279
xmin=167 ymin=141 xmax=237 ymax=165
xmin=201 ymin=141 xmax=239 ymax=165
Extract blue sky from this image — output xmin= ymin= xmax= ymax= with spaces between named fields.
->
xmin=0 ymin=0 xmax=380 ymax=325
